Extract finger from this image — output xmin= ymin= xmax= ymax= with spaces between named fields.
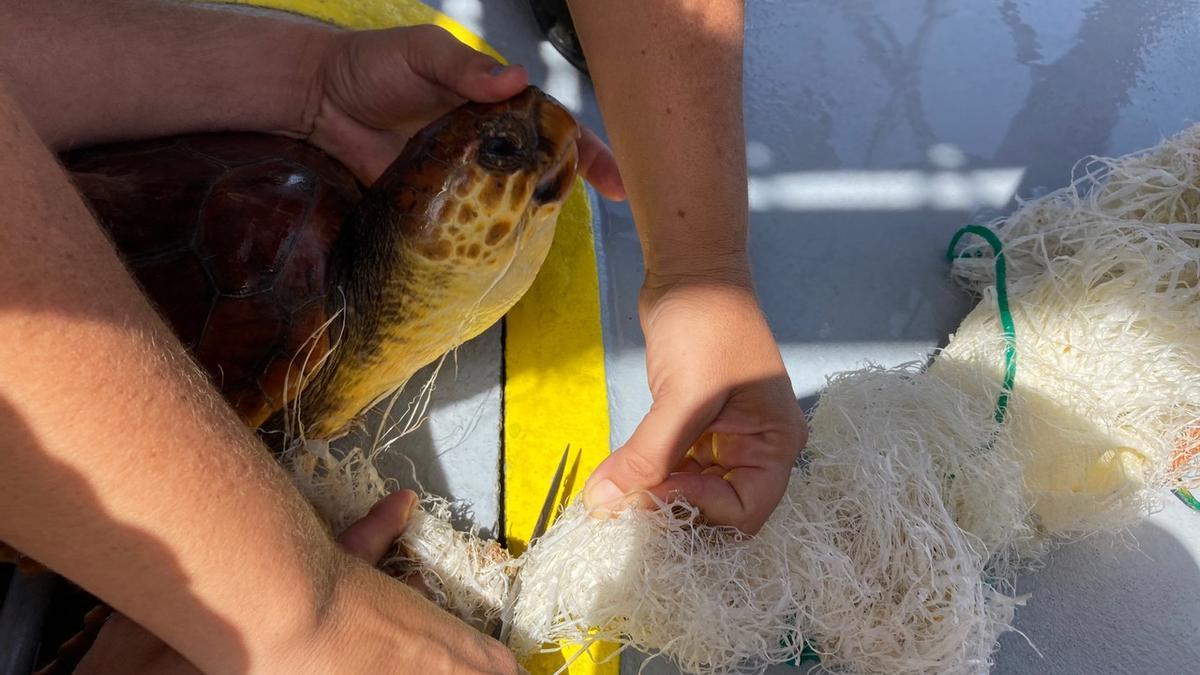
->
xmin=403 ymin=568 xmax=435 ymax=597
xmin=337 ymin=490 xmax=419 ymax=564
xmin=705 ymin=431 xmax=767 ymax=469
xmin=719 ymin=466 xmax=785 ymax=533
xmin=405 ymin=25 xmax=529 ymax=103
xmin=583 ymin=395 xmax=720 ymax=511
xmin=675 ymin=454 xmax=705 ymax=474
xmin=649 ymin=466 xmax=779 ymax=534
xmin=686 ymin=432 xmax=717 ymax=468
xmin=577 ymin=127 xmax=626 ymax=201
xmin=648 ymin=471 xmax=744 ymax=527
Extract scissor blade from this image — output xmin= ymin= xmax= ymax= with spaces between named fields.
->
xmin=496 ymin=444 xmax=573 ymax=645
xmin=530 ymin=445 xmax=571 ymax=543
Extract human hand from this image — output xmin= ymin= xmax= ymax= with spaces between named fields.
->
xmin=76 ymin=491 xmax=520 ymax=675
xmin=279 ymin=492 xmax=521 ymax=674
xmin=301 ymin=24 xmax=623 ymax=199
xmin=582 ymin=276 xmax=808 ymax=534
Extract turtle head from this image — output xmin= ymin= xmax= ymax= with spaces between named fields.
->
xmin=355 ymin=85 xmax=580 ymax=282
xmin=404 ymin=85 xmax=580 ymax=338
xmin=473 ymin=86 xmax=580 ymax=208
xmin=424 ymin=85 xmax=580 ymax=264
xmin=304 ymin=87 xmax=580 ymax=439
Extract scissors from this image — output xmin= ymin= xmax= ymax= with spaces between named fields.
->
xmin=492 ymin=444 xmax=572 ymax=645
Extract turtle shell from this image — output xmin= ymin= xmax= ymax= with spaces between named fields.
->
xmin=63 ymin=134 xmax=362 ymax=427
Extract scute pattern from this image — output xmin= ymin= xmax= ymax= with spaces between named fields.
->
xmin=63 ymin=134 xmax=362 ymax=427
xmin=133 ymin=251 xmax=214 ymax=348
xmin=197 ymin=160 xmax=315 ymax=295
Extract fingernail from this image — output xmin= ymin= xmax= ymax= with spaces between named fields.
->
xmin=403 ymin=492 xmax=419 ymax=518
xmin=488 ymin=64 xmax=509 ymax=77
xmin=584 ymin=479 xmax=624 ymax=510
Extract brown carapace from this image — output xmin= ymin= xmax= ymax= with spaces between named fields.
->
xmin=64 ymin=86 xmax=580 ymax=440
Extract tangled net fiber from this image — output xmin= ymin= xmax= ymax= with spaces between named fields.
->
xmin=285 ymin=127 xmax=1200 ymax=674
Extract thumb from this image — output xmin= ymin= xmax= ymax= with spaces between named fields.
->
xmin=337 ymin=489 xmax=419 ymax=564
xmin=404 ymin=25 xmax=529 ymax=102
xmin=583 ymin=395 xmax=719 ymax=511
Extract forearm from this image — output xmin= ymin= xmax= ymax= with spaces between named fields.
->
xmin=0 ymin=88 xmax=339 ymax=672
xmin=0 ymin=0 xmax=333 ymax=150
xmin=569 ymin=0 xmax=748 ymax=283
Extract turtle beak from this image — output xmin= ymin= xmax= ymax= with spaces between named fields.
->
xmin=533 ymin=139 xmax=578 ymax=206
xmin=532 ymin=93 xmax=580 ymax=206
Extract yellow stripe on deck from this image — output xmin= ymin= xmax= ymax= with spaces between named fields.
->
xmin=504 ymin=183 xmax=618 ymax=673
xmin=214 ymin=2 xmax=618 ymax=672
xmin=220 ymin=0 xmax=502 ymax=60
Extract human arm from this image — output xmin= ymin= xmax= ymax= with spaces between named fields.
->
xmin=569 ymin=0 xmax=807 ymax=533
xmin=73 ymin=491 xmax=427 ymax=674
xmin=0 ymin=1 xmax=543 ymax=670
xmin=0 ymin=0 xmax=622 ymax=194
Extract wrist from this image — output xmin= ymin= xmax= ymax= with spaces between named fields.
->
xmin=645 ymin=250 xmax=751 ymax=287
xmin=0 ymin=1 xmax=346 ymax=149
xmin=642 ymin=248 xmax=754 ymax=300
xmin=638 ymin=267 xmax=765 ymax=334
xmin=275 ymin=22 xmax=343 ymax=141
xmin=257 ymin=549 xmax=360 ymax=672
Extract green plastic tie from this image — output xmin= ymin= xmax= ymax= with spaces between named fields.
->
xmin=946 ymin=225 xmax=1016 ymax=424
xmin=1175 ymin=487 xmax=1200 ymax=511
xmin=781 ymin=629 xmax=820 ymax=668
xmin=946 ymin=226 xmax=1199 ymax=513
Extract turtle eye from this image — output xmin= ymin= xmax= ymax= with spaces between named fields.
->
xmin=478 ymin=116 xmax=534 ymax=173
xmin=479 ymin=132 xmax=528 ymax=173
xmin=481 ymin=135 xmax=522 ymax=157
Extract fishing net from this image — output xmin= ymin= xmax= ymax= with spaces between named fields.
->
xmin=284 ymin=126 xmax=1200 ymax=674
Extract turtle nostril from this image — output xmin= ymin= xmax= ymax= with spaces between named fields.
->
xmin=534 ymin=138 xmax=578 ymax=205
xmin=534 ymin=165 xmax=571 ymax=204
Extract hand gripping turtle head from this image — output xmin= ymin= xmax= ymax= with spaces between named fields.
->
xmin=66 ymin=86 xmax=579 ymax=441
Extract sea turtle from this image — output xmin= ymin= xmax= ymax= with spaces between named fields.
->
xmin=64 ymin=86 xmax=579 ymax=441
xmin=19 ymin=86 xmax=578 ymax=673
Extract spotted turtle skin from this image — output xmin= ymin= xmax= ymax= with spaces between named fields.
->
xmin=65 ymin=134 xmax=361 ymax=427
